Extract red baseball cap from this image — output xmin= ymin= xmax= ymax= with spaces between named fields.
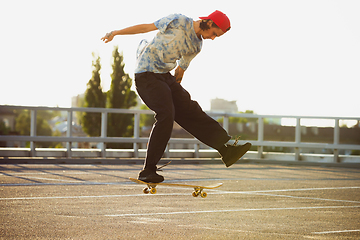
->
xmin=199 ymin=10 xmax=231 ymax=33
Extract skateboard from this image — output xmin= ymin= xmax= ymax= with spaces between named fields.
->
xmin=129 ymin=177 xmax=222 ymax=198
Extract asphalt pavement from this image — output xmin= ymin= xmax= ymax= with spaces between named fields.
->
xmin=1 ymin=162 xmax=360 ymax=239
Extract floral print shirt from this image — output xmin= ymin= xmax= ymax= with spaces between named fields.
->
xmin=135 ymin=14 xmax=203 ymax=74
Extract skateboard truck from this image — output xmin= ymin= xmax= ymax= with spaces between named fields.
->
xmin=143 ymin=184 xmax=207 ymax=198
xmin=191 ymin=187 xmax=207 ymax=198
xmin=142 ymin=183 xmax=158 ymax=195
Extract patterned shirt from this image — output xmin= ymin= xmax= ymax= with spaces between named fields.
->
xmin=135 ymin=14 xmax=203 ymax=74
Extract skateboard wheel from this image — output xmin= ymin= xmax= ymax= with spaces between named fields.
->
xmin=192 ymin=191 xmax=199 ymax=197
xmin=200 ymin=192 xmax=207 ymax=198
xmin=150 ymin=188 xmax=157 ymax=194
xmin=143 ymin=188 xmax=150 ymax=194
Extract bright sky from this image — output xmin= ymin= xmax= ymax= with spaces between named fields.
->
xmin=1 ymin=0 xmax=359 ymax=119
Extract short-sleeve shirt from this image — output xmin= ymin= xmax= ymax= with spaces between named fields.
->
xmin=135 ymin=14 xmax=203 ymax=74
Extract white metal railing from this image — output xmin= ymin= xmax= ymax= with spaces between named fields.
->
xmin=0 ymin=105 xmax=359 ymax=162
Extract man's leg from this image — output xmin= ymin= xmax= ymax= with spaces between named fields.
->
xmin=135 ymin=72 xmax=175 ymax=182
xmin=170 ymin=80 xmax=251 ymax=166
xmin=170 ymin=81 xmax=230 ymax=150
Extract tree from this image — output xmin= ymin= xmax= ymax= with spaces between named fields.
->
xmin=217 ymin=110 xmax=256 ymax=124
xmin=14 ymin=110 xmax=55 ymax=147
xmin=82 ymin=53 xmax=106 ymax=137
xmin=0 ymin=121 xmax=10 ymax=135
xmin=107 ymin=46 xmax=137 ymax=148
xmin=0 ymin=120 xmax=10 ymax=146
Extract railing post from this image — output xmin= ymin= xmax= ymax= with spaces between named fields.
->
xmin=101 ymin=111 xmax=107 ymax=158
xmin=66 ymin=110 xmax=72 ymax=158
xmin=194 ymin=143 xmax=200 ymax=158
xmin=133 ymin=113 xmax=140 ymax=158
xmin=165 ymin=144 xmax=170 ymax=158
xmin=257 ymin=117 xmax=263 ymax=159
xmin=333 ymin=118 xmax=340 ymax=162
xmin=223 ymin=115 xmax=229 ymax=132
xmin=30 ymin=110 xmax=37 ymax=157
xmin=295 ymin=117 xmax=301 ymax=161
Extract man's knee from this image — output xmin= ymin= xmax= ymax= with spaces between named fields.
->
xmin=154 ymin=108 xmax=175 ymax=128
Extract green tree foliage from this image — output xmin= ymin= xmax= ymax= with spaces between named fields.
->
xmin=14 ymin=110 xmax=58 ymax=136
xmin=0 ymin=121 xmax=10 ymax=135
xmin=217 ymin=110 xmax=256 ymax=124
xmin=106 ymin=46 xmax=137 ymax=148
xmin=229 ymin=110 xmax=256 ymax=123
xmin=0 ymin=121 xmax=10 ymax=146
xmin=82 ymin=53 xmax=106 ymax=137
xmin=14 ymin=110 xmax=55 ymax=147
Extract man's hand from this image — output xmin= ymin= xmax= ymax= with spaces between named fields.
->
xmin=174 ymin=66 xmax=185 ymax=83
xmin=101 ymin=31 xmax=114 ymax=43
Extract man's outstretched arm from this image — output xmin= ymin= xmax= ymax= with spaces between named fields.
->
xmin=101 ymin=23 xmax=157 ymax=43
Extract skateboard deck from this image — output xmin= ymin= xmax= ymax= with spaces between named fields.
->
xmin=129 ymin=177 xmax=222 ymax=198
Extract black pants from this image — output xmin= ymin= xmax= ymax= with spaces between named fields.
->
xmin=135 ymin=72 xmax=231 ymax=170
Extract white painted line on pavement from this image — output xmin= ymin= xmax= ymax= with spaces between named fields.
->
xmin=23 ymin=176 xmax=81 ymax=182
xmin=217 ymin=186 xmax=360 ymax=194
xmin=240 ymin=192 xmax=360 ymax=204
xmin=312 ymin=229 xmax=360 ymax=234
xmin=0 ymin=193 xmax=186 ymax=200
xmin=105 ymin=205 xmax=360 ymax=217
xmin=0 ymin=172 xmax=90 ymax=176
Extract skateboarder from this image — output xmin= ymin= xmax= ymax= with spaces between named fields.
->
xmin=101 ymin=10 xmax=251 ymax=183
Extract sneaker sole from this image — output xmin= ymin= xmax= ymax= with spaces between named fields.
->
xmin=138 ymin=176 xmax=164 ymax=183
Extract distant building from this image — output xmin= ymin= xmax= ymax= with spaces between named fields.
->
xmin=210 ymin=98 xmax=238 ymax=113
xmin=71 ymin=93 xmax=85 ymax=108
